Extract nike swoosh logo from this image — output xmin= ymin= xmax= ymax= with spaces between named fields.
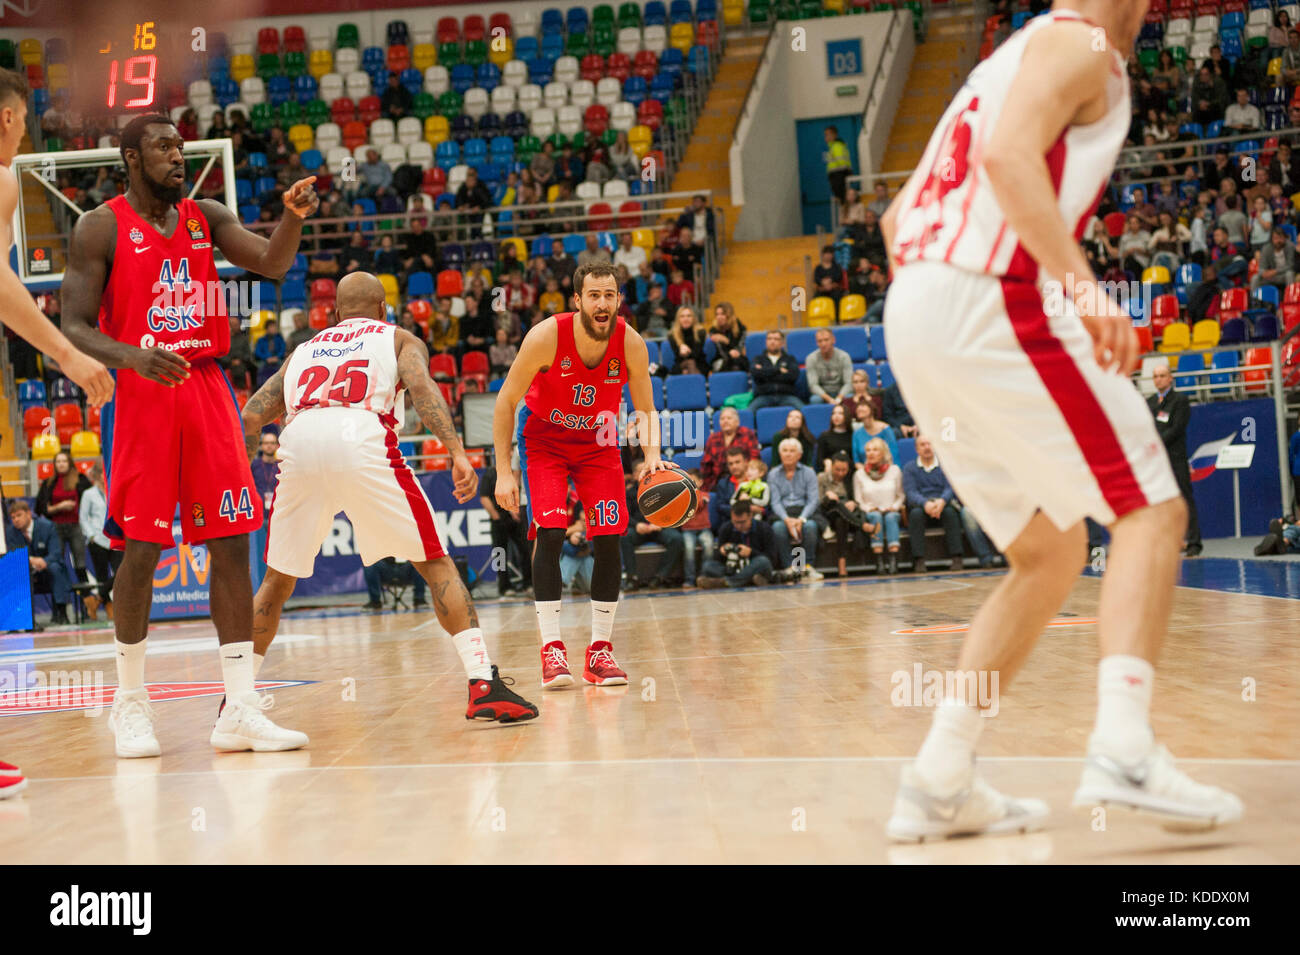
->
xmin=560 ymin=372 xmax=576 ymax=378
xmin=595 ymin=609 xmax=611 ymax=614
xmin=133 ymin=246 xmax=151 ymax=254
xmin=123 ymin=515 xmax=135 ymax=521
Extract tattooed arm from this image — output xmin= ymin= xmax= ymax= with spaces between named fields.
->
xmin=394 ymin=328 xmax=477 ymax=502
xmin=241 ymin=365 xmax=287 ymax=459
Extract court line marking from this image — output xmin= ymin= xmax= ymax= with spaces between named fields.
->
xmin=30 ymin=755 xmax=1300 ymax=783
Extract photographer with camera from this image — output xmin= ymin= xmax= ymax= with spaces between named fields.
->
xmin=694 ymin=500 xmax=777 ymax=589
xmin=561 ymin=509 xmax=595 ymax=594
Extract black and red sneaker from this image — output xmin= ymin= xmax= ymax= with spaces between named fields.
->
xmin=583 ymin=641 xmax=628 ymax=686
xmin=466 ymin=667 xmax=540 ymax=723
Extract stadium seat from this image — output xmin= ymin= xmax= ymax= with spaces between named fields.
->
xmin=665 ymin=374 xmax=707 ymax=410
xmin=1158 ymin=322 xmax=1191 ymax=352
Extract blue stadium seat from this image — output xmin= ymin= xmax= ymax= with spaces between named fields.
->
xmin=1208 ymin=350 xmax=1238 ymax=396
xmin=515 ymin=37 xmax=540 ymax=60
xmin=450 ymin=64 xmax=475 ymax=94
xmin=785 ymin=329 xmax=818 ymax=363
xmin=1176 ymin=263 xmax=1201 ymax=288
xmin=644 ymin=2 xmax=668 ymax=27
xmin=622 ymin=76 xmax=648 ymax=106
xmin=247 ymin=152 xmax=268 ymax=172
xmin=540 ymin=9 xmax=565 ymax=34
xmin=652 ymin=377 xmax=667 ymax=412
xmin=876 ymin=361 xmax=894 ymax=388
xmin=236 ymin=180 xmax=253 ymax=202
xmin=450 ymin=115 xmax=476 ymax=143
xmin=673 ymin=451 xmax=704 ymax=473
xmin=1252 ymin=315 xmax=1280 ymax=341
xmin=755 ymin=407 xmax=789 ymax=445
xmin=355 ymin=198 xmax=377 ymax=216
xmin=529 ymin=56 xmax=555 ymax=84
xmin=1206 ymin=119 xmax=1224 ymax=138
xmin=18 ymin=380 xmax=46 ymax=407
xmin=837 ymin=325 xmax=869 ymax=362
xmin=439 ymin=243 xmax=465 ymax=270
xmin=407 ymin=271 xmax=435 ymax=296
xmin=562 ymin=233 xmax=586 ymax=255
xmin=665 ymin=373 xmax=707 ymax=409
xmin=1218 ymin=318 xmax=1247 ymax=345
xmin=463 ymin=137 xmax=488 ymax=161
xmin=476 ymin=64 xmax=502 ymax=91
xmin=659 ymin=48 xmax=684 ymax=79
xmin=656 ymin=339 xmax=674 ymax=372
xmin=240 ymin=204 xmax=260 ymax=224
xmin=213 ymin=78 xmax=239 ymax=107
xmin=362 ymin=46 xmax=385 ymax=70
xmin=1256 ymin=285 xmax=1280 ymax=307
xmin=281 ymin=277 xmax=307 ymax=307
xmin=795 ymin=368 xmax=808 ymax=401
xmin=400 ymin=68 xmax=423 ymax=95
xmin=1173 ymin=352 xmax=1205 ymax=390
xmin=300 ymin=149 xmax=323 ymax=170
xmin=567 ymin=6 xmax=590 ymax=33
xmin=294 ymin=75 xmax=318 ymax=104
xmin=649 ymin=74 xmax=674 ymax=102
xmin=801 ymin=402 xmax=833 ymax=436
xmin=530 ymin=234 xmax=553 ymax=257
xmin=744 ymin=331 xmax=767 ymax=361
xmin=711 ymin=408 xmax=754 ymax=432
xmin=253 ymin=175 xmax=278 ymax=198
xmin=707 ymin=371 xmax=749 ymax=406
xmin=669 ymin=0 xmax=694 ymax=24
xmin=869 ymin=325 xmax=887 ymax=360
xmin=895 ymin=438 xmax=917 ymax=468
xmin=760 ymin=445 xmax=773 ymax=466
xmin=435 ymin=141 xmax=460 ymax=169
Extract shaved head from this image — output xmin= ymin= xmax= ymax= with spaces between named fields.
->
xmin=335 ymin=272 xmax=387 ymax=324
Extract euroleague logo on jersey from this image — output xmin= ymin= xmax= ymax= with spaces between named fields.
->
xmin=192 ymin=503 xmax=206 ymax=528
xmin=603 ymin=357 xmax=620 ymax=383
xmin=186 ymin=217 xmax=211 ymax=249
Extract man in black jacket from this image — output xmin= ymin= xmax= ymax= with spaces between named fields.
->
xmin=882 ymin=381 xmax=917 ymax=437
xmin=696 ymin=500 xmax=776 ymax=588
xmin=749 ymin=329 xmax=803 ymax=411
xmin=1149 ymin=361 xmax=1202 ymax=556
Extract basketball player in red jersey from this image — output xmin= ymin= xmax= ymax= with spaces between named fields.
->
xmin=879 ymin=2 xmax=1241 ymax=839
xmin=492 ymin=262 xmax=665 ymax=688
xmin=0 ymin=67 xmax=114 ymax=798
xmin=60 ymin=114 xmax=318 ymax=757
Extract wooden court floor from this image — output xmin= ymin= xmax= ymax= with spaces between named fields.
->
xmin=1 ymin=568 xmax=1297 ymax=864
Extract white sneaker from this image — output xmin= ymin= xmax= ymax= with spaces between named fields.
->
xmin=109 ymin=689 xmax=162 ymax=759
xmin=210 ymin=693 xmax=309 ymax=752
xmin=804 ymin=566 xmax=825 ymax=581
xmin=1071 ymin=743 xmax=1243 ymax=832
xmin=886 ymin=764 xmax=1050 ymax=842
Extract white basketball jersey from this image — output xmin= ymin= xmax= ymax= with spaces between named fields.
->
xmin=890 ymin=10 xmax=1129 ymax=283
xmin=282 ymin=317 xmax=403 ymax=426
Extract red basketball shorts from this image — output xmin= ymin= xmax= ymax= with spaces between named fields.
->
xmin=104 ymin=359 xmax=262 ymax=548
xmin=517 ymin=409 xmax=627 ymax=539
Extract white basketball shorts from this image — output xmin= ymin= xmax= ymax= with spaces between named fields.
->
xmin=883 ymin=261 xmax=1179 ymax=551
xmin=265 ymin=408 xmax=446 ymax=578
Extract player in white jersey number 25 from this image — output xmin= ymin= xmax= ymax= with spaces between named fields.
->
xmin=240 ymin=272 xmax=538 ymax=725
xmin=878 ymin=2 xmax=1242 ymax=841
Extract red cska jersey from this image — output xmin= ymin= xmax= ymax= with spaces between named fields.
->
xmin=522 ymin=312 xmax=628 ymax=438
xmin=98 ymin=195 xmax=230 ymax=364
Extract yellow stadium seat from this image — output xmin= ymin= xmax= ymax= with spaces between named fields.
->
xmin=246 ymin=310 xmax=276 ymax=349
xmin=70 ymin=430 xmax=100 ymax=460
xmin=19 ymin=39 xmax=42 ymax=67
xmin=1158 ymin=321 xmax=1190 ymax=352
xmin=488 ymin=37 xmax=515 ymax=68
xmin=308 ymin=49 xmax=333 ymax=80
xmin=669 ymin=23 xmax=695 ymax=54
xmin=838 ymin=294 xmax=867 ymax=323
xmin=628 ymin=124 xmax=653 ymax=159
xmin=47 ymin=63 xmax=70 ymax=92
xmin=807 ymin=296 xmax=836 ymax=326
xmin=723 ymin=0 xmax=746 ymax=24
xmin=1191 ymin=318 xmax=1220 ymax=349
xmin=632 ymin=228 xmax=656 ymax=252
xmin=378 ymin=273 xmax=400 ymax=307
xmin=31 ymin=433 xmax=59 ymax=460
xmin=823 ymin=0 xmax=847 ymax=11
xmin=230 ymin=54 xmax=256 ymax=83
xmin=1268 ymin=57 xmax=1283 ymax=76
xmin=499 ymin=237 xmax=526 ymax=261
xmin=424 ymin=115 xmax=449 ymax=146
xmin=288 ymin=123 xmax=314 ymax=151
xmin=546 ymin=183 xmax=561 ymax=203
xmin=1141 ymin=265 xmax=1171 ymax=285
xmin=412 ymin=43 xmax=437 ymax=71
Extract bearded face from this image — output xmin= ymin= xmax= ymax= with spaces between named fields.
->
xmin=575 ymin=275 xmax=620 ymax=341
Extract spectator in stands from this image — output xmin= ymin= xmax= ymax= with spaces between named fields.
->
xmin=819 ymin=450 xmax=871 ymax=578
xmin=707 ymin=301 xmax=748 ymax=373
xmin=863 ymin=266 xmax=891 ymax=323
xmin=841 ymin=186 xmax=866 ymax=233
xmin=882 ymin=381 xmax=918 ymax=438
xmin=429 ymin=309 xmax=458 ymax=355
xmin=614 ymin=232 xmax=647 ymax=274
xmin=813 ymin=247 xmax=844 ymax=293
xmin=607 ymin=131 xmax=636 ymax=179
xmin=537 ymin=276 xmax=565 ymax=316
xmin=1147 ymin=210 xmax=1189 ymax=273
xmin=372 ymin=233 xmax=402 ymax=275
xmin=696 ymin=500 xmax=776 ymax=589
xmin=493 ymin=304 xmax=523 ymax=346
xmin=1253 ymin=227 xmax=1296 ymax=292
xmin=401 ymin=217 xmax=438 ymax=275
xmin=254 ymin=320 xmax=286 ymax=385
xmin=265 ymin=125 xmax=295 ymax=170
xmin=547 ymin=239 xmax=577 ymax=289
xmin=855 ymin=209 xmax=888 ymax=269
xmin=671 ymin=226 xmax=703 ymax=275
xmin=502 ymin=270 xmax=536 ymax=320
xmin=1284 ymin=30 xmax=1300 ymax=86
xmin=555 ymin=143 xmax=584 ymax=187
xmin=667 ymin=267 xmax=696 ymax=306
xmin=1192 ymin=65 xmax=1229 ymax=125
xmin=480 ymin=461 xmax=531 ymax=596
xmin=768 ymin=438 xmax=822 ymax=575
xmin=275 ymin=153 xmax=307 ymax=194
xmin=815 ymin=402 xmax=853 ymax=472
xmin=1248 ymin=195 xmax=1274 ymax=253
xmin=35 ymin=449 xmax=91 ymax=593
xmin=866 ymin=181 xmax=891 ymax=218
xmin=708 ymin=447 xmax=750 ymax=532
xmin=635 ymin=282 xmax=671 ymax=337
xmin=205 ymin=111 xmax=228 ymax=140
xmin=840 ymin=367 xmax=877 ymax=423
xmin=770 ymin=408 xmax=816 ymax=467
xmin=1224 ymin=88 xmax=1262 ymax=133
xmin=634 ymin=260 xmax=668 ymax=303
xmin=622 ymin=461 xmax=685 ymax=589
xmin=6 ymin=499 xmax=72 ymax=625
xmin=381 ymin=72 xmax=413 ymax=119
xmin=560 ymin=511 xmax=596 ymax=595
xmin=815 ymin=271 xmax=843 ymax=307
xmin=666 ymin=305 xmax=706 ymax=374
xmin=248 ymin=429 xmax=280 ymax=585
xmin=823 ymin=125 xmax=853 ymax=205
xmin=578 ymin=234 xmax=612 ymax=268
xmin=362 ymin=558 xmax=428 ymax=611
xmin=675 ymin=194 xmax=716 ymax=245
xmin=732 ymin=458 xmax=770 ymax=518
xmin=852 ymin=437 xmax=904 ymax=575
xmin=359 ymin=149 xmax=393 ymax=199
xmin=531 ymin=141 xmax=556 ymax=192
xmin=749 ymin=330 xmax=802 ymax=412
xmin=489 ymin=326 xmax=518 ymax=380
xmin=903 ymin=434 xmax=965 ymax=573
xmin=1152 ymin=180 xmax=1179 ymax=219
xmin=340 ymin=230 xmax=370 ymax=275
xmin=1271 ymin=10 xmax=1294 ymax=58
xmin=1149 ymin=360 xmax=1202 ymax=556
xmin=1187 ymin=204 xmax=1210 ymax=265
xmin=1118 ymin=214 xmax=1152 ymax=274
xmin=957 ymin=499 xmax=999 ymax=569
xmin=225 ymin=316 xmax=255 ymax=390
xmin=456 ymin=168 xmax=492 ymax=231
xmin=458 ymin=297 xmax=493 ymax=357
xmin=79 ymin=462 xmax=118 ymax=620
xmin=397 ymin=305 xmax=426 ymax=345
xmin=805 ymin=329 xmax=853 ymax=404
xmin=1151 ymin=50 xmax=1180 ymax=93
xmin=524 ymin=254 xmax=550 ymax=291
xmin=678 ymin=469 xmax=713 ymax=588
xmin=1210 ymin=225 xmax=1250 ymax=287
xmin=852 ymin=399 xmax=898 ymax=467
xmin=700 ymin=407 xmax=759 ymax=491
xmin=1187 ymin=263 xmax=1220 ymax=321
xmin=286 ymin=310 xmax=315 ymax=354
xmin=1269 ymin=183 xmax=1293 ymax=226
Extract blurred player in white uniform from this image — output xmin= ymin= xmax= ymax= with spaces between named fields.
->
xmin=880 ymin=2 xmax=1242 ymax=839
xmin=240 ymin=273 xmax=538 ymax=724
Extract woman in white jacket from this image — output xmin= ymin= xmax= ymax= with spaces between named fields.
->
xmin=853 ymin=437 xmax=904 ymax=574
xmin=78 ymin=462 xmax=120 ymax=620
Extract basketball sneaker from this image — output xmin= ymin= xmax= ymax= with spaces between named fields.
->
xmin=541 ymin=640 xmax=574 ymax=689
xmin=885 ymin=764 xmax=1050 ymax=842
xmin=583 ymin=641 xmax=628 ymax=686
xmin=0 ymin=759 xmax=20 ymax=776
xmin=466 ymin=667 xmax=540 ymax=723
xmin=210 ymin=692 xmax=309 ymax=752
xmin=1071 ymin=743 xmax=1243 ymax=832
xmin=109 ymin=689 xmax=162 ymax=759
xmin=0 ymin=774 xmax=26 ymax=800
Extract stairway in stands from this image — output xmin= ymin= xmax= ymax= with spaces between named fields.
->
xmin=878 ymin=1 xmax=983 ymax=176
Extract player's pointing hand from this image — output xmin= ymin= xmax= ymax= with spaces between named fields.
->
xmin=282 ymin=177 xmax=319 ymax=219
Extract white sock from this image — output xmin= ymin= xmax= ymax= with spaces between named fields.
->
xmin=219 ymin=641 xmax=256 ymax=701
xmin=535 ymin=600 xmax=562 ymax=646
xmin=1091 ymin=654 xmax=1156 ymax=764
xmin=914 ymin=699 xmax=985 ymax=794
xmin=590 ymin=599 xmax=618 ymax=647
xmin=253 ymin=653 xmax=265 ymax=678
xmin=452 ymin=628 xmax=494 ymax=681
xmin=115 ymin=640 xmax=147 ymax=693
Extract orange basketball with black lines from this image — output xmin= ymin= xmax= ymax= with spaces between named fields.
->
xmin=637 ymin=462 xmax=698 ymax=529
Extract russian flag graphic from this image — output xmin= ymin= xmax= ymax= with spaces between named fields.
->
xmin=1189 ymin=434 xmax=1238 ymax=482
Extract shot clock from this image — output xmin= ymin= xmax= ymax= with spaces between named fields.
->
xmin=104 ymin=22 xmax=160 ymax=110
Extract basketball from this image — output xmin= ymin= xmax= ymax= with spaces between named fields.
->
xmin=637 ymin=463 xmax=698 ymax=528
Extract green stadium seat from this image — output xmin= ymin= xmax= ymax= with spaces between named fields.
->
xmin=749 ymin=0 xmax=772 ymax=25
xmin=438 ymin=42 xmax=462 ymax=66
xmin=593 ymin=25 xmax=616 ymax=57
xmin=412 ymin=92 xmax=436 ymax=120
xmin=516 ymin=134 xmax=540 ymax=160
xmin=618 ymin=2 xmax=642 ymax=29
xmin=277 ymin=101 xmax=302 ymax=124
xmin=436 ymin=90 xmax=462 ymax=117
xmin=304 ymin=100 xmax=330 ymax=127
xmin=284 ymin=51 xmax=307 ymax=78
xmin=0 ymin=39 xmax=15 ymax=70
xmin=464 ymin=40 xmax=488 ymax=67
xmin=250 ymin=102 xmax=273 ymax=133
xmin=566 ymin=33 xmax=592 ymax=57
xmin=256 ymin=53 xmax=281 ymax=80
xmin=336 ymin=24 xmax=360 ymax=49
xmin=594 ymin=5 xmax=615 ymax=24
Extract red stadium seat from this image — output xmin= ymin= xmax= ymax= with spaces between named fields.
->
xmin=1284 ymin=281 xmax=1300 ymax=304
xmin=36 ymin=461 xmax=54 ymax=481
xmin=489 ymin=13 xmax=513 ymax=38
xmin=87 ymin=405 xmax=101 ymax=431
xmin=342 ymin=121 xmax=368 ymax=149
xmin=1219 ymin=287 xmax=1248 ymax=321
xmin=436 ymin=17 xmax=461 ymax=44
xmin=1243 ymin=346 xmax=1271 ymax=393
xmin=283 ymin=26 xmax=307 ymax=53
xmin=461 ymin=351 xmax=489 ymax=383
xmin=56 ymin=424 xmax=79 ymax=446
xmin=23 ymin=406 xmax=50 ymax=445
xmin=1134 ymin=323 xmax=1154 ymax=353
xmin=386 ymin=45 xmax=410 ymax=73
xmin=636 ymin=99 xmax=663 ymax=130
xmin=330 ymin=98 xmax=357 ymax=124
xmin=580 ymin=55 xmax=605 ymax=81
xmin=257 ymin=28 xmax=280 ymax=55
xmin=53 ymin=402 xmax=83 ymax=432
xmin=606 ymin=53 xmax=631 ymax=81
xmin=422 ymin=437 xmax=446 ymax=457
xmin=437 ymin=382 xmax=455 ymax=406
xmin=422 ymin=167 xmax=447 ymax=192
xmin=308 ymin=305 xmax=330 ymax=329
xmin=697 ymin=21 xmax=719 ymax=47
xmin=456 ymin=377 xmax=484 ymax=400
xmin=357 ymin=97 xmax=382 ymax=124
xmin=464 ymin=16 xmax=487 ymax=41
xmin=436 ymin=270 xmax=463 ymax=297
xmin=584 ymin=104 xmax=609 ymax=136
xmin=1103 ymin=212 xmax=1126 ymax=238
xmin=408 ymin=299 xmax=433 ymax=322
xmin=310 ymin=278 xmax=336 ymax=304
xmin=1283 ymin=303 xmax=1300 ymax=332
xmin=425 ymin=454 xmax=451 ymax=471
xmin=465 ymin=449 xmax=486 ymax=468
xmin=617 ymin=200 xmax=642 ymax=229
xmin=587 ymin=201 xmax=614 ymax=231
xmin=429 ymin=353 xmax=457 ymax=380
xmin=632 ymin=50 xmax=659 ymax=79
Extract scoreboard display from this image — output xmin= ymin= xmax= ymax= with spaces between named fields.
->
xmin=103 ymin=22 xmax=163 ymax=110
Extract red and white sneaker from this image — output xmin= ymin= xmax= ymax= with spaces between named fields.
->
xmin=583 ymin=641 xmax=628 ymax=686
xmin=541 ymin=640 xmax=574 ymax=689
xmin=0 ymin=759 xmax=20 ymax=776
xmin=0 ymin=774 xmax=27 ymax=800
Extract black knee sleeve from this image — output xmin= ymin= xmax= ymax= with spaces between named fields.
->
xmin=590 ymin=535 xmax=622 ymax=602
xmin=532 ymin=527 xmax=565 ymax=601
